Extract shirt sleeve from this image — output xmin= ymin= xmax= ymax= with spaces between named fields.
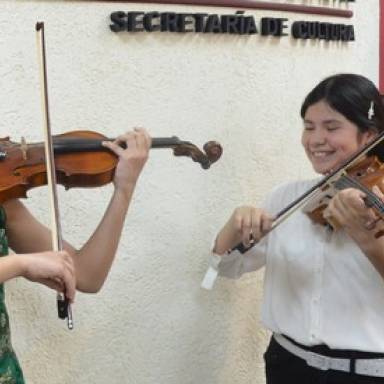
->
xmin=201 ymin=191 xmax=274 ymax=290
xmin=200 ymin=233 xmax=268 ymax=290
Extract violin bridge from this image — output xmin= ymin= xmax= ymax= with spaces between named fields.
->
xmin=20 ymin=137 xmax=28 ymax=160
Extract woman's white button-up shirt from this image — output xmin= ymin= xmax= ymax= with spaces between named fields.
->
xmin=211 ymin=179 xmax=384 ymax=352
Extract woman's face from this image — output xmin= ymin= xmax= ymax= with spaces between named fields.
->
xmin=301 ymin=100 xmax=376 ymax=175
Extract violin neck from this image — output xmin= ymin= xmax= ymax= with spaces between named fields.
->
xmin=53 ymin=137 xmax=183 ymax=153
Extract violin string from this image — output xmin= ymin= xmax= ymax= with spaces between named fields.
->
xmin=348 ymin=177 xmax=384 ymax=213
xmin=335 ymin=176 xmax=382 ymax=211
xmin=335 ymin=175 xmax=384 ymax=214
xmin=334 ymin=176 xmax=378 ymax=212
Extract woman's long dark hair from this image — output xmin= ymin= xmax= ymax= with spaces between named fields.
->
xmin=301 ymin=74 xmax=384 ymax=133
xmin=301 ymin=73 xmax=384 ymax=158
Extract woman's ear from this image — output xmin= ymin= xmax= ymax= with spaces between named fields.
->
xmin=361 ymin=128 xmax=378 ymax=145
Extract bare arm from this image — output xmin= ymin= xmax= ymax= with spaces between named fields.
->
xmin=4 ymin=128 xmax=151 ymax=294
xmin=0 ymin=200 xmax=76 ymax=301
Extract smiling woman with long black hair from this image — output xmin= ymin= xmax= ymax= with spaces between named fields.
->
xmin=205 ymin=74 xmax=384 ymax=384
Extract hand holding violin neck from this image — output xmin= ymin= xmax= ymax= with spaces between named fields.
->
xmin=0 ymin=131 xmax=223 ymax=204
xmin=52 ymin=131 xmax=222 ymax=170
xmin=53 ymin=136 xmax=183 ymax=152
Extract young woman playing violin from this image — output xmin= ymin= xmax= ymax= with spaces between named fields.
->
xmin=0 ymin=128 xmax=151 ymax=383
xmin=206 ymin=74 xmax=384 ymax=383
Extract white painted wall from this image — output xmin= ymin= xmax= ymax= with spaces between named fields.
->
xmin=0 ymin=1 xmax=379 ymax=383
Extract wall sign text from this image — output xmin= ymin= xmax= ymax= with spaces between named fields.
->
xmin=110 ymin=11 xmax=355 ymax=41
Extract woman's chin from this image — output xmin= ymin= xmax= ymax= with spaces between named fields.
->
xmin=313 ymin=163 xmax=335 ymax=175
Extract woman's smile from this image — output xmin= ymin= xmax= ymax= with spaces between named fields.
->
xmin=301 ymin=100 xmax=375 ymax=174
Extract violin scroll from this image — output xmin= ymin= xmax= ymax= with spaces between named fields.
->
xmin=172 ymin=140 xmax=223 ymax=169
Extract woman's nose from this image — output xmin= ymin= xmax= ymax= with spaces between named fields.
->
xmin=310 ymin=129 xmax=327 ymax=145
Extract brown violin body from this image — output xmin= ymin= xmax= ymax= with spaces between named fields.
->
xmin=0 ymin=130 xmax=222 ymax=204
xmin=305 ymin=156 xmax=384 ymax=231
xmin=346 ymin=156 xmax=384 ymax=191
xmin=0 ymin=131 xmax=116 ymax=204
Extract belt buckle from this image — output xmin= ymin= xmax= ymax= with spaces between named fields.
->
xmin=307 ymin=352 xmax=330 ymax=371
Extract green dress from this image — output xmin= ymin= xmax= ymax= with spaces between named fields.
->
xmin=0 ymin=207 xmax=25 ymax=383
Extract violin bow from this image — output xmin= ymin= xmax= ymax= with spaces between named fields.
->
xmin=36 ymin=22 xmax=73 ymax=329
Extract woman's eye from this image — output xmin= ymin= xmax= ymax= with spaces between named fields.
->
xmin=304 ymin=125 xmax=314 ymax=131
xmin=327 ymin=126 xmax=340 ymax=131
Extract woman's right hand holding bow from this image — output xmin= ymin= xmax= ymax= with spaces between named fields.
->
xmin=0 ymin=248 xmax=76 ymax=303
xmin=19 ymin=251 xmax=76 ymax=303
xmin=214 ymin=206 xmax=273 ymax=255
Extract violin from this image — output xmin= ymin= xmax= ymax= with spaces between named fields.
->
xmin=232 ymin=131 xmax=384 ymax=254
xmin=304 ymin=155 xmax=384 ymax=236
xmin=33 ymin=22 xmax=222 ymax=328
xmin=0 ymin=130 xmax=222 ymax=204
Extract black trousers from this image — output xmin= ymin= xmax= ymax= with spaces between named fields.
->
xmin=264 ymin=336 xmax=384 ymax=384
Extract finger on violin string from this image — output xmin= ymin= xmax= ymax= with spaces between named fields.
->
xmin=372 ymin=185 xmax=384 ymax=201
xmin=124 ymin=131 xmax=140 ymax=148
xmin=101 ymin=140 xmax=125 ymax=157
xmin=101 ymin=128 xmax=151 ymax=154
xmin=134 ymin=128 xmax=151 ymax=150
xmin=363 ymin=217 xmax=381 ymax=231
xmin=340 ymin=188 xmax=366 ymax=206
xmin=132 ymin=130 xmax=147 ymax=151
xmin=108 ymin=131 xmax=135 ymax=146
xmin=362 ymin=186 xmax=384 ymax=209
xmin=133 ymin=127 xmax=151 ymax=138
xmin=363 ymin=196 xmax=375 ymax=208
xmin=333 ymin=189 xmax=367 ymax=218
xmin=133 ymin=127 xmax=145 ymax=136
xmin=123 ymin=128 xmax=150 ymax=154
